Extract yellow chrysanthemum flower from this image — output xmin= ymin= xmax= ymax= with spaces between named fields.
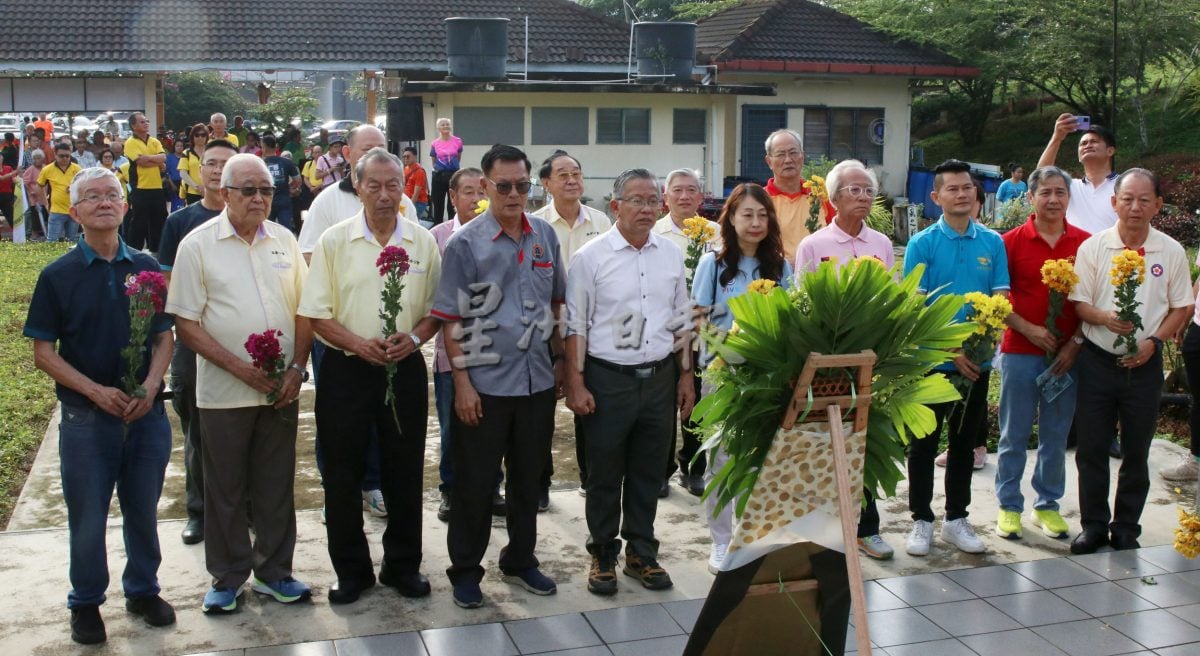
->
xmin=747 ymin=279 xmax=777 ymax=295
xmin=1110 ymin=250 xmax=1146 ymax=286
xmin=963 ymin=292 xmax=1013 ymax=341
xmin=681 ymin=216 xmax=710 ymax=240
xmin=1175 ymin=508 xmax=1200 ymax=559
xmin=474 ymin=198 xmax=490 ymax=214
xmin=1040 ymin=258 xmax=1079 ymax=295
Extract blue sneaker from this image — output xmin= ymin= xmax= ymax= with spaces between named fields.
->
xmin=251 ymin=576 xmax=312 ymax=604
xmin=202 ymin=586 xmax=240 ymax=614
xmin=502 ymin=567 xmax=557 ymax=596
xmin=452 ymin=581 xmax=484 ymax=609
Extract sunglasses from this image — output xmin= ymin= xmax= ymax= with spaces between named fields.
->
xmin=488 ymin=179 xmax=532 ymax=195
xmin=224 ymin=185 xmax=274 ymax=197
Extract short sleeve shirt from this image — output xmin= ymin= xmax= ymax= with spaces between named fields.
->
xmin=531 ymin=202 xmax=611 ymax=270
xmin=298 ymin=179 xmax=419 ymax=254
xmin=179 ymin=149 xmax=202 ymax=196
xmin=36 ymin=162 xmax=80 ymax=214
xmin=299 ymin=212 xmax=442 ymax=346
xmin=1069 ymin=226 xmax=1192 ymax=354
xmin=652 ymin=215 xmax=720 ymax=281
xmin=166 ymin=213 xmax=308 ymax=408
xmin=1067 ymin=175 xmax=1118 ymax=235
xmin=157 ymin=202 xmax=222 ymax=270
xmin=431 ymin=212 xmax=566 ymax=396
xmin=1000 ymin=217 xmax=1091 ymax=355
xmin=123 ymin=136 xmax=165 ymax=190
xmin=767 ymin=178 xmax=820 ymax=267
xmin=795 ymin=220 xmax=894 ymax=274
xmin=903 ymin=217 xmax=1010 ymax=371
xmin=404 ymin=162 xmax=429 ymax=203
xmin=692 ymin=252 xmax=794 ymax=331
xmin=24 ymin=238 xmax=173 ymax=407
xmin=264 ymin=155 xmax=299 ymax=198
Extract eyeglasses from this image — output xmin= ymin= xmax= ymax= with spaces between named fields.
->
xmin=78 ymin=192 xmax=123 ymax=205
xmin=837 ymin=185 xmax=878 ymax=199
xmin=615 ymin=196 xmax=662 ymax=209
xmin=224 ymin=185 xmax=274 ymax=197
xmin=488 ymin=179 xmax=532 ymax=195
xmin=56 ymin=153 xmax=71 ymax=158
xmin=768 ymin=149 xmax=803 ymax=160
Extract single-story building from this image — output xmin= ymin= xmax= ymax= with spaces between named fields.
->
xmin=0 ymin=0 xmax=976 ymax=198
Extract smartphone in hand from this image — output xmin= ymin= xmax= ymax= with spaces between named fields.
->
xmin=1074 ymin=115 xmax=1091 ymax=132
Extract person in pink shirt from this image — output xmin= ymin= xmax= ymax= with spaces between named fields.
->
xmin=794 ymin=158 xmax=896 ymax=561
xmin=428 ymin=118 xmax=464 ymax=226
xmin=795 ymin=159 xmax=894 ymax=274
xmin=21 ymin=149 xmax=48 ymax=239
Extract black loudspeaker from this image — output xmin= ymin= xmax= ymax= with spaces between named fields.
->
xmin=387 ymin=96 xmax=425 ymax=142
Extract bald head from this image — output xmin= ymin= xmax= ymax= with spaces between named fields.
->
xmin=346 ymin=125 xmax=387 ymax=169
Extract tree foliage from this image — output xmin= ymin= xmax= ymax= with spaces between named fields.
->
xmin=254 ymin=87 xmax=319 ymax=135
xmin=578 ymin=0 xmax=733 ymax=21
xmin=163 ymin=71 xmax=250 ymax=132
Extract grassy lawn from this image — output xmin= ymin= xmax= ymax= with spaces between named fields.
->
xmin=0 ymin=242 xmax=71 ymax=526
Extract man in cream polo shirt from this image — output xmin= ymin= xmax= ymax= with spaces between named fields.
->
xmin=299 ymin=148 xmax=442 ymax=605
xmin=167 ymin=153 xmax=313 ymax=614
xmin=1068 ymin=168 xmax=1192 ymax=555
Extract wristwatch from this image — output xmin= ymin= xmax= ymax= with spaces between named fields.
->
xmin=410 ymin=333 xmax=423 ymax=347
xmin=1148 ymin=336 xmax=1164 ymax=353
xmin=1071 ymin=335 xmax=1085 ymax=345
xmin=287 ymin=362 xmax=310 ymax=382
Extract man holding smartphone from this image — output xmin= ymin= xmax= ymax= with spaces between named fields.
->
xmin=1037 ymin=113 xmax=1118 ymax=236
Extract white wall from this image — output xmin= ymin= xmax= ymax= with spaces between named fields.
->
xmin=724 ymin=74 xmax=913 ymax=197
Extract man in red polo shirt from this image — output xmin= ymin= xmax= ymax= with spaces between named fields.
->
xmin=993 ymin=166 xmax=1090 ymax=542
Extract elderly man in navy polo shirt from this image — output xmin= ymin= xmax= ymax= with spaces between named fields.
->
xmin=24 ymin=167 xmax=176 ymax=645
xmin=902 ymin=159 xmax=1010 ymax=558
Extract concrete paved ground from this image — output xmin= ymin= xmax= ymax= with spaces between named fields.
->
xmin=1 ymin=408 xmax=1194 ymax=654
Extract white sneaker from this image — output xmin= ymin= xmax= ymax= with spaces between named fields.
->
xmin=941 ymin=517 xmax=986 ymax=553
xmin=906 ymin=520 xmax=934 ymax=556
xmin=362 ymin=489 xmax=388 ymax=517
xmin=707 ymin=543 xmax=728 ymax=574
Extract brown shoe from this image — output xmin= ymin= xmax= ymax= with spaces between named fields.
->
xmin=623 ymin=552 xmax=673 ymax=590
xmin=588 ymin=552 xmax=618 ymax=595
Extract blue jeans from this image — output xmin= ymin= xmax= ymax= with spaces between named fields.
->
xmin=434 ymin=371 xmax=455 ymax=491
xmin=269 ymin=194 xmax=293 ymax=231
xmin=48 ymin=212 xmax=80 ymax=242
xmin=995 ymin=353 xmax=1076 ymax=513
xmin=59 ymin=400 xmax=172 ymax=608
xmin=311 ymin=340 xmax=381 ymax=490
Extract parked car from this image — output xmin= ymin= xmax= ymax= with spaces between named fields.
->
xmin=0 ymin=114 xmax=20 ymax=135
xmin=306 ymin=119 xmax=360 ymax=142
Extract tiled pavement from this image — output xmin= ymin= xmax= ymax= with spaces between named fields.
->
xmin=185 ymin=544 xmax=1200 ymax=656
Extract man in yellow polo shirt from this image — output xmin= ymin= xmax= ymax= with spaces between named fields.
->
xmin=763 ymin=129 xmax=824 ymax=266
xmin=37 ymin=142 xmax=82 ymax=241
xmin=123 ymin=113 xmax=168 ymax=253
xmin=298 ymin=147 xmax=442 ymax=604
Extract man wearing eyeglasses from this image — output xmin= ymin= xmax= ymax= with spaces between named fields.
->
xmin=37 ymin=142 xmax=82 ymax=241
xmin=123 ymin=112 xmax=168 ymax=253
xmin=167 ymin=153 xmax=313 ymax=614
xmin=432 ymin=144 xmax=566 ymax=609
xmin=156 ymin=138 xmax=238 ymax=546
xmin=24 ymin=167 xmax=176 ymax=645
xmin=565 ymin=168 xmax=695 ymax=596
xmin=763 ymin=129 xmax=825 ymax=267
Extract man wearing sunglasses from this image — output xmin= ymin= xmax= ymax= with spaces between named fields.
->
xmin=433 ymin=144 xmax=566 ymax=609
xmin=167 ymin=153 xmax=313 ymax=614
xmin=38 ymin=142 xmax=82 ymax=241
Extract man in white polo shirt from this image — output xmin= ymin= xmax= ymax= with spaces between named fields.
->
xmin=1037 ymin=114 xmax=1118 ymax=236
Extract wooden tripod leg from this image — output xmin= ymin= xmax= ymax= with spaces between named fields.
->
xmin=826 ymin=404 xmax=871 ymax=656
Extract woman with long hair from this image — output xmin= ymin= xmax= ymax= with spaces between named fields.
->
xmin=179 ymin=123 xmax=208 ymax=205
xmin=691 ymin=182 xmax=794 ymax=574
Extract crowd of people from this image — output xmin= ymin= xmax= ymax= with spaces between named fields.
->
xmin=19 ymin=108 xmax=1200 ymax=648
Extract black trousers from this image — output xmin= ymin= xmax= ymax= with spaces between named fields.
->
xmin=908 ymin=371 xmax=991 ymax=522
xmin=127 ymin=187 xmax=167 ymax=252
xmin=446 ymin=389 xmax=555 ymax=584
xmin=0 ymin=191 xmax=14 ymax=227
xmin=1075 ymin=342 xmax=1163 ymax=538
xmin=1183 ymin=322 xmax=1200 ymax=456
xmin=666 ymin=368 xmax=704 ymax=480
xmin=316 ymin=348 xmax=428 ymax=585
xmin=430 ymin=169 xmax=456 ymax=225
xmin=170 ymin=344 xmax=204 ymax=521
xmin=583 ymin=358 xmax=676 ymax=559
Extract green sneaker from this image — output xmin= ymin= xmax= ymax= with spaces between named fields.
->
xmin=995 ymin=509 xmax=1022 ymax=539
xmin=1032 ymin=509 xmax=1069 ymax=538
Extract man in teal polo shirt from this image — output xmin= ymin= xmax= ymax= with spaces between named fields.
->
xmin=902 ymin=159 xmax=1010 ymax=557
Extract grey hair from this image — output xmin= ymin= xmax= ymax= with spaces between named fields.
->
xmin=1027 ymin=166 xmax=1073 ymax=196
xmin=825 ymin=159 xmax=878 ymax=201
xmin=69 ymin=166 xmax=122 ymax=205
xmin=1114 ymin=167 xmax=1162 ymax=198
xmin=764 ymin=128 xmax=803 ymax=155
xmin=436 ymin=117 xmax=451 ymax=127
xmin=354 ymin=147 xmax=405 ymax=181
xmin=612 ymin=168 xmax=659 ymax=200
xmin=210 ymin=112 xmax=227 ymax=122
xmin=663 ymin=168 xmax=703 ymax=191
xmin=219 ymin=153 xmax=271 ymax=187
xmin=29 ymin=149 xmax=45 ymax=162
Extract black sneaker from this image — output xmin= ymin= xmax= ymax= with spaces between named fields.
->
xmin=623 ymin=552 xmax=673 ymax=590
xmin=538 ymin=488 xmax=550 ymax=512
xmin=70 ymin=605 xmax=106 ymax=644
xmin=437 ymin=491 xmax=451 ymax=523
xmin=658 ymin=480 xmax=670 ymax=498
xmin=491 ymin=491 xmax=507 ymax=517
xmin=125 ymin=594 xmax=176 ymax=627
xmin=686 ymin=473 xmax=705 ymax=497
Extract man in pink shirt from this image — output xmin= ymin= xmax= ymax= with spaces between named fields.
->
xmin=795 ymin=159 xmax=894 ymax=273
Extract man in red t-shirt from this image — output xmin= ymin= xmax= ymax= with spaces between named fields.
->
xmin=994 ymin=166 xmax=1091 ymax=542
xmin=401 ymin=147 xmax=429 ymax=222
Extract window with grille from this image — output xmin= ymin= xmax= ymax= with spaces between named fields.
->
xmin=596 ymin=108 xmax=650 ymax=144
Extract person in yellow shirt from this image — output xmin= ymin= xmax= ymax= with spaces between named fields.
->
xmin=123 ymin=113 xmax=167 ymax=252
xmin=208 ymin=113 xmax=240 ymax=149
xmin=298 ymin=148 xmax=442 ymax=604
xmin=179 ymin=123 xmax=208 ymax=204
xmin=37 ymin=142 xmax=82 ymax=241
xmin=301 ymin=145 xmax=324 ymax=193
xmin=762 ymin=129 xmax=825 ymax=266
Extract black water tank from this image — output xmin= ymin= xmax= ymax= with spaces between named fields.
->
xmin=634 ymin=22 xmax=697 ymax=82
xmin=445 ymin=17 xmax=510 ymax=81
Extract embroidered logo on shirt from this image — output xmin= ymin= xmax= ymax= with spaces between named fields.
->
xmin=532 ymin=243 xmax=545 ymax=259
xmin=977 ymin=256 xmax=991 ymax=268
xmin=1151 ymin=263 xmax=1164 ymax=278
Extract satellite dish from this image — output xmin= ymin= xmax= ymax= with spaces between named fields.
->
xmin=869 ymin=118 xmax=888 ymax=146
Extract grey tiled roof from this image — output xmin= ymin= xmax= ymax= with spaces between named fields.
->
xmin=696 ymin=0 xmax=965 ymax=69
xmin=0 ymin=0 xmax=632 ymax=70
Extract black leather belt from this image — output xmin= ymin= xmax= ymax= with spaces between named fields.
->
xmin=1084 ymin=338 xmax=1123 ymax=360
xmin=587 ymin=355 xmax=674 ymax=379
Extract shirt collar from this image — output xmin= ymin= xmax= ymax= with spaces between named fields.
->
xmin=1099 ymin=225 xmax=1163 ymax=253
xmin=936 ymin=216 xmax=978 ymax=240
xmin=215 ymin=211 xmax=272 ymax=243
xmin=77 ymin=235 xmax=133 ymax=266
xmin=606 ymin=225 xmax=660 ymax=251
xmin=488 ymin=212 xmax=533 ymax=241
xmin=655 ymin=215 xmax=684 ymax=235
xmin=544 ymin=202 xmax=597 ymax=229
xmin=765 ymin=177 xmax=810 ymax=200
xmin=825 ymin=218 xmax=866 ymax=244
xmin=354 ymin=211 xmax=405 ymax=246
